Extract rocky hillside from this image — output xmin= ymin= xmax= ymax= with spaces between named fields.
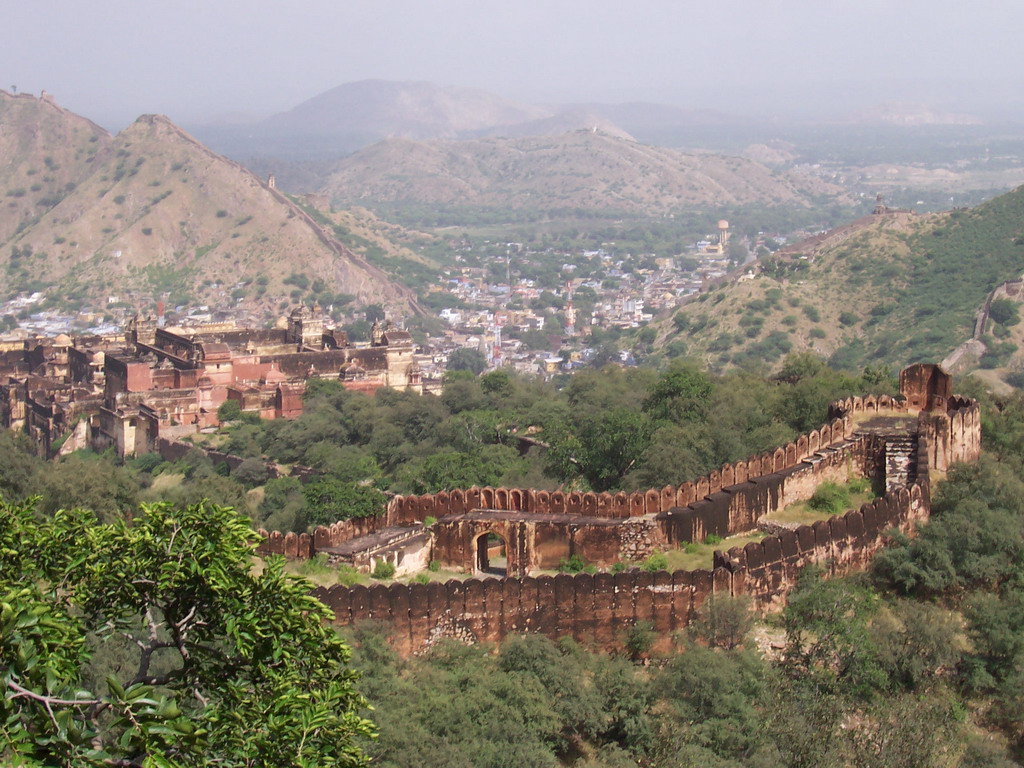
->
xmin=659 ymin=185 xmax=1024 ymax=372
xmin=0 ymin=91 xmax=420 ymax=316
xmin=319 ymin=130 xmax=845 ymax=215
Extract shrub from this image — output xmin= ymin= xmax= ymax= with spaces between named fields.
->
xmin=336 ymin=564 xmax=362 ymax=586
xmin=839 ymin=311 xmax=858 ymax=326
xmin=809 ymin=327 xmax=826 ymax=339
xmin=848 ymin=477 xmax=871 ymax=495
xmin=217 ymin=400 xmax=242 ymax=422
xmin=233 ymin=457 xmax=269 ymax=487
xmin=302 ymin=478 xmax=386 ymax=525
xmin=558 ymin=554 xmax=588 ymax=573
xmin=989 ymin=298 xmax=1020 ymax=327
xmin=808 ymin=481 xmax=851 ymax=515
xmin=1004 ymin=369 xmax=1024 ymax=389
xmin=297 ymin=553 xmax=332 ymax=578
xmin=640 ymin=552 xmax=668 ymax=573
xmin=691 ymin=594 xmax=753 ymax=649
xmin=423 ymin=515 xmax=437 ymax=528
xmin=372 ymin=559 xmax=396 ymax=580
xmin=704 ymin=534 xmax=723 ymax=546
xmin=625 ymin=620 xmax=656 ymax=659
xmin=427 ymin=559 xmax=441 ymax=572
xmin=127 ymin=452 xmax=163 ymax=473
xmin=216 ymin=209 xmax=229 ymax=218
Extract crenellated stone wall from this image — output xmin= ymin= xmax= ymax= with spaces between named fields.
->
xmin=312 ymin=471 xmax=930 ymax=656
xmin=298 ymin=414 xmax=858 ymax=559
xmin=298 ymin=364 xmax=982 ymax=656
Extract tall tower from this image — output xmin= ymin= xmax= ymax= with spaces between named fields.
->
xmin=126 ymin=313 xmax=156 ymax=348
xmin=564 ymin=280 xmax=576 ymax=336
xmin=287 ymin=304 xmax=324 ymax=349
xmin=717 ymin=220 xmax=730 ymax=252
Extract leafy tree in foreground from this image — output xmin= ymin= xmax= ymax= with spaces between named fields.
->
xmin=0 ymin=498 xmax=373 ymax=767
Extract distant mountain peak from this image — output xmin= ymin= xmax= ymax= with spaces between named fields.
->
xmin=259 ymin=79 xmax=550 ymax=140
xmin=0 ymin=92 xmax=419 ymax=316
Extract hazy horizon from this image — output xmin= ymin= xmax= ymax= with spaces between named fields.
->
xmin=4 ymin=1 xmax=1023 ymax=130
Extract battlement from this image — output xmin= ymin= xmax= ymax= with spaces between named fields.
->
xmin=261 ymin=364 xmax=982 ymax=655
xmin=311 ymin=478 xmax=930 ymax=656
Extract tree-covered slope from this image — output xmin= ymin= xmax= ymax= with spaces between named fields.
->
xmin=661 ymin=186 xmax=1024 ymax=372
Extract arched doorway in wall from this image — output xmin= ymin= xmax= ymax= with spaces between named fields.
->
xmin=475 ymin=531 xmax=508 ymax=576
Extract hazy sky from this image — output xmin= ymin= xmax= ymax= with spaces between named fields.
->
xmin=5 ymin=1 xmax=1022 ymax=128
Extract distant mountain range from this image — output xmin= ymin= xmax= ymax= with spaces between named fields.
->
xmin=844 ymin=101 xmax=982 ymax=127
xmin=0 ymin=91 xmax=419 ymax=316
xmin=190 ymin=80 xmax=750 ymax=161
xmin=260 ymin=80 xmax=549 ymax=141
xmin=191 ymin=80 xmax=991 ymax=163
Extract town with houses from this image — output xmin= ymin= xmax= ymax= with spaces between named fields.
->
xmin=0 ymin=220 xmax=781 ymax=459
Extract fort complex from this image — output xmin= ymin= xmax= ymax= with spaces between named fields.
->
xmin=257 ymin=364 xmax=980 ymax=655
xmin=0 ymin=305 xmax=421 ymax=457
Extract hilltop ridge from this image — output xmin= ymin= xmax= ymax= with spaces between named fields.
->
xmin=659 ymin=184 xmax=1024 ymax=372
xmin=0 ymin=91 xmax=419 ymax=317
xmin=320 ymin=130 xmax=846 ymax=215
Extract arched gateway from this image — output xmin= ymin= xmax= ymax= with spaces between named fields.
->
xmin=475 ymin=531 xmax=508 ymax=576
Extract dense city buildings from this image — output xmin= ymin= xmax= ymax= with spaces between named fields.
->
xmin=0 ymin=305 xmax=421 ymax=457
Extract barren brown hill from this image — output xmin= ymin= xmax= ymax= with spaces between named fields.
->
xmin=320 ymin=131 xmax=845 ymax=214
xmin=0 ymin=91 xmax=112 ymax=244
xmin=0 ymin=92 xmax=420 ymax=316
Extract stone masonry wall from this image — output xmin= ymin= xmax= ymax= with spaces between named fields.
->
xmin=302 ymin=414 xmax=858 ymax=555
xmin=313 ymin=474 xmax=928 ymax=656
xmin=259 ymin=372 xmax=981 ymax=656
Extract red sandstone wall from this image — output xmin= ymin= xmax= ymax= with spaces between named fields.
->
xmin=266 ymin=394 xmax=977 ymax=568
xmin=313 ymin=568 xmax=725 ymax=656
xmin=156 ymin=437 xmax=320 ymax=482
xmin=312 ymin=467 xmax=928 ymax=655
xmin=256 ymin=528 xmax=314 ymax=559
xmin=716 ymin=483 xmax=928 ymax=611
xmin=379 ymin=415 xmax=855 ymax=528
xmin=301 ymin=413 xmax=858 ymax=556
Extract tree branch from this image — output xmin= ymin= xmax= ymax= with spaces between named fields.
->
xmin=6 ymin=678 xmax=100 ymax=708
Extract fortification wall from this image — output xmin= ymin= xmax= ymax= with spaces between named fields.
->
xmin=715 ymin=480 xmax=929 ymax=612
xmin=313 ymin=472 xmax=927 ymax=656
xmin=659 ymin=434 xmax=873 ymax=547
xmin=304 ymin=414 xmax=859 ymax=555
xmin=385 ymin=416 xmax=854 ymax=523
xmin=279 ymin=377 xmax=980 ymax=655
xmin=156 ymin=437 xmax=317 ymax=486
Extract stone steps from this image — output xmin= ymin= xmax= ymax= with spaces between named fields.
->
xmin=883 ymin=435 xmax=917 ymax=492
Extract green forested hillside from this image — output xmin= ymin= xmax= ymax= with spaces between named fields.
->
xmin=661 ymin=186 xmax=1024 ymax=373
xmin=5 ymin=368 xmax=1024 ymax=765
xmin=339 ymin=379 xmax=1024 ymax=768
